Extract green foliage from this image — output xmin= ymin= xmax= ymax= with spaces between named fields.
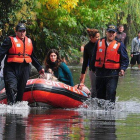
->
xmin=0 ymin=0 xmax=125 ymax=63
xmin=116 ymin=0 xmax=140 ymax=46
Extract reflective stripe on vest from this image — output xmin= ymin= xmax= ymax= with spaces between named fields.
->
xmin=7 ymin=36 xmax=33 ymax=63
xmin=95 ymin=39 xmax=120 ymax=69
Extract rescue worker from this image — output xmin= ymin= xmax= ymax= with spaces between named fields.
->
xmin=0 ymin=23 xmax=44 ymax=105
xmin=90 ymin=25 xmax=129 ymax=103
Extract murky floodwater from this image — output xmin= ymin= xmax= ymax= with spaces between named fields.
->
xmin=1 ymin=66 xmax=140 ymax=140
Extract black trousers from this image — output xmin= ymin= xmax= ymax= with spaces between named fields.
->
xmin=4 ymin=62 xmax=30 ymax=104
xmin=96 ymin=76 xmax=119 ymax=103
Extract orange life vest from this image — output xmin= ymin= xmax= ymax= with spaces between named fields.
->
xmin=7 ymin=36 xmax=33 ymax=63
xmin=95 ymin=39 xmax=120 ymax=69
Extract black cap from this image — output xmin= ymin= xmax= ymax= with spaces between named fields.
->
xmin=107 ymin=25 xmax=117 ymax=32
xmin=16 ymin=23 xmax=26 ymax=31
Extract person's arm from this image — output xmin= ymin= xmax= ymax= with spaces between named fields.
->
xmin=80 ymin=45 xmax=89 ymax=84
xmin=59 ymin=62 xmax=74 ymax=86
xmin=89 ymin=42 xmax=98 ymax=72
xmin=0 ymin=37 xmax=12 ymax=64
xmin=31 ymin=49 xmax=44 ymax=74
xmin=118 ymin=42 xmax=129 ymax=74
xmin=80 ymin=67 xmax=88 ymax=84
xmin=0 ymin=56 xmax=6 ymax=73
xmin=81 ymin=45 xmax=89 ymax=74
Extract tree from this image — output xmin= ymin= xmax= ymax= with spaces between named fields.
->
xmin=116 ymin=0 xmax=140 ymax=47
xmin=0 ymin=0 xmax=125 ymax=62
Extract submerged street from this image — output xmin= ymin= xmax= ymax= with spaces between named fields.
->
xmin=0 ymin=66 xmax=140 ymax=140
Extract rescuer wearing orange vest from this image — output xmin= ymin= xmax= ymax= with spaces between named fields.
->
xmin=90 ymin=25 xmax=129 ymax=103
xmin=0 ymin=23 xmax=44 ymax=105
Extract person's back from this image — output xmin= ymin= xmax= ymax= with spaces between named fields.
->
xmin=57 ymin=62 xmax=74 ymax=86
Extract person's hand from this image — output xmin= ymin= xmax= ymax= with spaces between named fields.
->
xmin=130 ymin=54 xmax=133 ymax=57
xmin=119 ymin=69 xmax=125 ymax=76
xmin=47 ymin=68 xmax=53 ymax=74
xmin=39 ymin=69 xmax=45 ymax=75
xmin=77 ymin=83 xmax=85 ymax=90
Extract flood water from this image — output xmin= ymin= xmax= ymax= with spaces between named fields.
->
xmin=1 ymin=66 xmax=140 ymax=140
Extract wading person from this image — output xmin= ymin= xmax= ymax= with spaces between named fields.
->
xmin=130 ymin=31 xmax=140 ymax=69
xmin=80 ymin=28 xmax=100 ymax=98
xmin=116 ymin=25 xmax=127 ymax=48
xmin=90 ymin=25 xmax=129 ymax=103
xmin=44 ymin=49 xmax=74 ymax=86
xmin=0 ymin=23 xmax=44 ymax=105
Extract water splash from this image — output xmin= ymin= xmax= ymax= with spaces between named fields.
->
xmin=79 ymin=98 xmax=115 ymax=110
xmin=0 ymin=101 xmax=30 ymax=117
xmin=76 ymin=98 xmax=140 ymax=120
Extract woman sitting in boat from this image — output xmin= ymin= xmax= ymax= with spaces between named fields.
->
xmin=44 ymin=49 xmax=74 ymax=86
